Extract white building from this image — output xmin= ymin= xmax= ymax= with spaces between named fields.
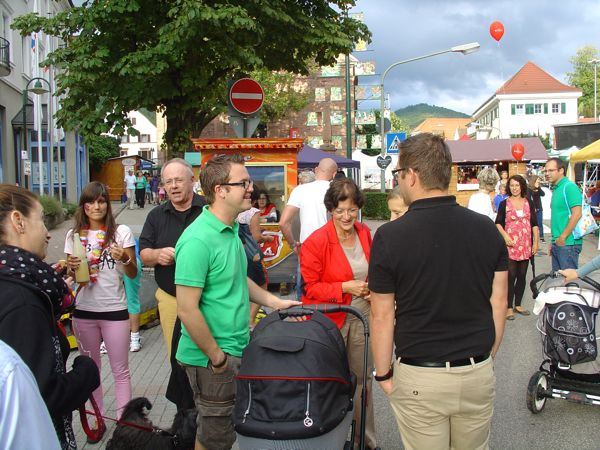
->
xmin=469 ymin=61 xmax=582 ymax=141
xmin=120 ymin=109 xmax=159 ymax=163
xmin=0 ymin=0 xmax=88 ymax=202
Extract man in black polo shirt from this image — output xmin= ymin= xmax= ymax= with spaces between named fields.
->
xmin=369 ymin=133 xmax=508 ymax=450
xmin=139 ymin=157 xmax=205 ymax=410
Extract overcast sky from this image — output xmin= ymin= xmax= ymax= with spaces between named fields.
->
xmin=352 ymin=0 xmax=600 ymax=115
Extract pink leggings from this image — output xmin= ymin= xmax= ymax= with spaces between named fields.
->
xmin=73 ymin=318 xmax=132 ymax=418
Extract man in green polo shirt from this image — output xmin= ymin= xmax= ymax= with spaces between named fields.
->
xmin=546 ymin=157 xmax=583 ymax=271
xmin=175 ymin=154 xmax=299 ymax=450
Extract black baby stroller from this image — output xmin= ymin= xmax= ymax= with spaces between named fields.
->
xmin=527 ymin=272 xmax=600 ymax=413
xmin=233 ymin=304 xmax=369 ymax=450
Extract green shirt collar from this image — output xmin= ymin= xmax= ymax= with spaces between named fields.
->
xmin=202 ymin=205 xmax=239 ymax=234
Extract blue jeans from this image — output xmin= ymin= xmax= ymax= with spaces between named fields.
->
xmin=551 ymin=244 xmax=582 ymax=271
xmin=536 ymin=210 xmax=544 ymax=242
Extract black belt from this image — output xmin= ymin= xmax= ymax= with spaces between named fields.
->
xmin=399 ymin=353 xmax=490 ymax=368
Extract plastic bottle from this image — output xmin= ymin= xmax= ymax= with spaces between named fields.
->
xmin=72 ymin=233 xmax=90 ymax=283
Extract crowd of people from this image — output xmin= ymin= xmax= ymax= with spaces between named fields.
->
xmin=1 ymin=133 xmax=598 ymax=450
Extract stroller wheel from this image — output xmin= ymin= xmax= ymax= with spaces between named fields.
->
xmin=526 ymin=371 xmax=548 ymax=413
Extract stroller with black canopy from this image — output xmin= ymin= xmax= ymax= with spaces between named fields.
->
xmin=527 ymin=273 xmax=600 ymax=413
xmin=233 ymin=304 xmax=370 ymax=450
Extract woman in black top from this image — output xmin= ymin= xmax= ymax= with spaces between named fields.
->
xmin=528 ymin=175 xmax=545 ymax=242
xmin=0 ymin=184 xmax=99 ymax=449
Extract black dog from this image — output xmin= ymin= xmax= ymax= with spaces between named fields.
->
xmin=106 ymin=397 xmax=197 ymax=450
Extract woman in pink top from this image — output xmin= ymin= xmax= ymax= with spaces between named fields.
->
xmin=64 ymin=182 xmax=137 ymax=441
xmin=495 ymin=175 xmax=539 ymax=320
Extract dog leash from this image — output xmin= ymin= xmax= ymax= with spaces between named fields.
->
xmin=78 ymin=396 xmax=107 ymax=441
xmin=80 ymin=407 xmax=173 ymax=435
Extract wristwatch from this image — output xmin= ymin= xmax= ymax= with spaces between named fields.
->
xmin=373 ymin=365 xmax=393 ymax=382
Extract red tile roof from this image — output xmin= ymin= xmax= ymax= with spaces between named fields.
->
xmin=496 ymin=61 xmax=581 ymax=94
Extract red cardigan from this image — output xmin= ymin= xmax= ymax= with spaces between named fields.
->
xmin=300 ymin=219 xmax=372 ymax=328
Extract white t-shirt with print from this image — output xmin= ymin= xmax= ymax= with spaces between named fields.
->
xmin=287 ymin=180 xmax=330 ymax=242
xmin=64 ymin=224 xmax=135 ymax=312
xmin=237 ymin=207 xmax=260 ymax=225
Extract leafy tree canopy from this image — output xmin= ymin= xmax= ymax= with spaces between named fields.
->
xmin=566 ymin=45 xmax=600 ymax=118
xmin=86 ymin=134 xmax=121 ymax=167
xmin=13 ymin=1 xmax=370 ymax=156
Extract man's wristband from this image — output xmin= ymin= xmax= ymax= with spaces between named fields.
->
xmin=373 ymin=365 xmax=393 ymax=382
xmin=210 ymin=353 xmax=228 ymax=369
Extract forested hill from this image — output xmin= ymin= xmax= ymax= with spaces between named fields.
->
xmin=394 ymin=103 xmax=470 ymax=129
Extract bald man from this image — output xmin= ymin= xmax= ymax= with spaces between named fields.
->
xmin=279 ymin=157 xmax=337 ymax=298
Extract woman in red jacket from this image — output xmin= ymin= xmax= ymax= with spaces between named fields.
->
xmin=300 ymin=178 xmax=378 ymax=450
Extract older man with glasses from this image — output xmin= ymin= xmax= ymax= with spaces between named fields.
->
xmin=139 ymin=157 xmax=206 ymax=412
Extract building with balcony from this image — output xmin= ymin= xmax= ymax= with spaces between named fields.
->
xmin=0 ymin=0 xmax=87 ymax=203
xmin=469 ymin=61 xmax=582 ymax=142
xmin=199 ymin=54 xmax=360 ymax=157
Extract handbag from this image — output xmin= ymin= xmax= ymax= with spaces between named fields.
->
xmin=563 ymin=187 xmax=599 ymax=239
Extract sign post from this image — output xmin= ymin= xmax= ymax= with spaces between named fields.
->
xmin=229 ymin=78 xmax=264 ymax=138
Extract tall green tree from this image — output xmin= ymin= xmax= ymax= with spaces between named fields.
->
xmin=86 ymin=135 xmax=121 ymax=167
xmin=13 ymin=1 xmax=370 ymax=156
xmin=250 ymin=68 xmax=313 ymax=124
xmin=566 ymin=45 xmax=600 ymax=118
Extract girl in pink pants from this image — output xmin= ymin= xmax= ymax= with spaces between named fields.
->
xmin=65 ymin=182 xmax=138 ymax=442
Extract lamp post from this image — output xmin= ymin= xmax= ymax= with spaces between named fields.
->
xmin=589 ymin=58 xmax=599 ymax=122
xmin=378 ymin=42 xmax=480 ymax=192
xmin=21 ymin=77 xmax=50 ymax=194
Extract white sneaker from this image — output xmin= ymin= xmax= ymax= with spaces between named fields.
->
xmin=130 ymin=339 xmax=141 ymax=352
xmin=100 ymin=341 xmax=107 ymax=354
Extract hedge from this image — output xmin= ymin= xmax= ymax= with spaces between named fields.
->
xmin=362 ymin=191 xmax=389 ymax=220
xmin=39 ymin=195 xmax=63 ymax=218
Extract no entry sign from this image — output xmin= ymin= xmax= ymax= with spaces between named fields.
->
xmin=229 ymin=78 xmax=264 ymax=115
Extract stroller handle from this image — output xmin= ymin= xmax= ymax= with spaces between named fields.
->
xmin=530 ymin=272 xmax=600 ymax=298
xmin=279 ymin=304 xmax=370 ymax=335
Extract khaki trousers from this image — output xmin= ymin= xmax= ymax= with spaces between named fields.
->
xmin=155 ymin=288 xmax=178 ymax=359
xmin=388 ymin=356 xmax=495 ymax=450
xmin=340 ymin=298 xmax=377 ymax=449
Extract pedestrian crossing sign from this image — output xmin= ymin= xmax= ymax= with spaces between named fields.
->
xmin=386 ymin=132 xmax=407 ymax=154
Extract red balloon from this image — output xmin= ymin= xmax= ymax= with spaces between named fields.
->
xmin=489 ymin=21 xmax=505 ymax=42
xmin=511 ymin=143 xmax=525 ymax=161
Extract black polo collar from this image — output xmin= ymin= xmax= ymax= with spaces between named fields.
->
xmin=164 ymin=193 xmax=206 ymax=214
xmin=408 ymin=195 xmax=458 ymax=211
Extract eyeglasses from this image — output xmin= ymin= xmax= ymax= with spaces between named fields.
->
xmin=391 ymin=168 xmax=408 ymax=178
xmin=332 ymin=208 xmax=359 ymax=217
xmin=221 ymin=180 xmax=253 ymax=190
xmin=162 ymin=177 xmax=186 ymax=186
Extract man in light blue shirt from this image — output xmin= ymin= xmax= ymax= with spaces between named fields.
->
xmin=124 ymin=168 xmax=137 ymax=209
xmin=0 ymin=339 xmax=60 ymax=450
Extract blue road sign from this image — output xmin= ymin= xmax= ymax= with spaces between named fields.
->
xmin=386 ymin=132 xmax=407 ymax=154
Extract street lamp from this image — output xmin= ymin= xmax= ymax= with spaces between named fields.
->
xmin=588 ymin=58 xmax=599 ymax=122
xmin=21 ymin=77 xmax=50 ymax=194
xmin=378 ymin=42 xmax=480 ymax=191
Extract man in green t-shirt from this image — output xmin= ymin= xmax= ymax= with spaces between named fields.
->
xmin=175 ymin=154 xmax=299 ymax=450
xmin=546 ymin=157 xmax=583 ymax=271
